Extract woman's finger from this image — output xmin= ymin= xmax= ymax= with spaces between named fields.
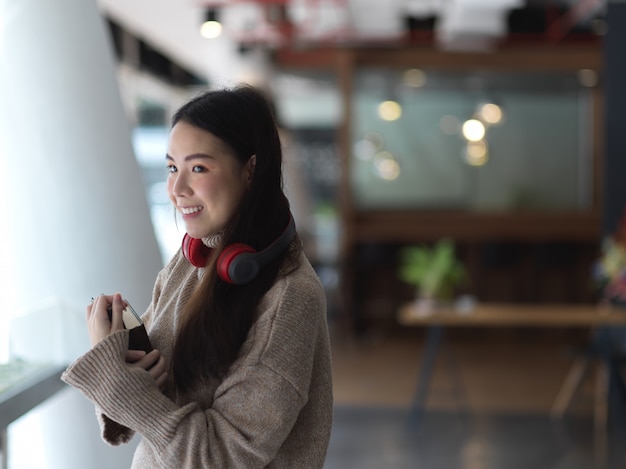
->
xmin=87 ymin=295 xmax=114 ymax=347
xmin=149 ymin=356 xmax=168 ymax=391
xmin=154 ymin=369 xmax=168 ymax=391
xmin=148 ymin=356 xmax=166 ymax=380
xmin=128 ymin=350 xmax=167 ymax=390
xmin=131 ymin=349 xmax=160 ymax=370
xmin=126 ymin=349 xmax=147 ymax=363
xmin=110 ymin=293 xmax=125 ymax=331
xmin=86 ymin=302 xmax=93 ymax=321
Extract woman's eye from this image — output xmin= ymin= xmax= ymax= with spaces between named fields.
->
xmin=167 ymin=165 xmax=177 ymax=173
xmin=192 ymin=165 xmax=206 ymax=173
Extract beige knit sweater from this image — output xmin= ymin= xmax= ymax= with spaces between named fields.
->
xmin=62 ymin=245 xmax=333 ymax=468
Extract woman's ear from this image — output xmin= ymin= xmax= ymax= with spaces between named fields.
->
xmin=246 ymin=155 xmax=256 ymax=185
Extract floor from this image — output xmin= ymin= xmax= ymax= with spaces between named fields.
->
xmin=324 ymin=321 xmax=626 ymax=469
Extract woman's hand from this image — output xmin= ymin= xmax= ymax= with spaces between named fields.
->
xmin=86 ymin=293 xmax=125 ymax=347
xmin=126 ymin=349 xmax=168 ymax=391
xmin=87 ymin=295 xmax=167 ymax=391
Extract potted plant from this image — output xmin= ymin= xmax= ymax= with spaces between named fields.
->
xmin=593 ymin=211 xmax=626 ymax=307
xmin=398 ymin=238 xmax=466 ymax=312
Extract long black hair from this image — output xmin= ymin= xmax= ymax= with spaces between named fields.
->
xmin=170 ymin=85 xmax=296 ymax=391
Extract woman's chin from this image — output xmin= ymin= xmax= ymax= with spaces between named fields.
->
xmin=185 ymin=226 xmax=215 ymax=240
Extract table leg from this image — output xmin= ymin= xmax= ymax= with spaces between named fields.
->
xmin=550 ymin=356 xmax=590 ymax=419
xmin=0 ymin=427 xmax=7 ymax=469
xmin=594 ymin=361 xmax=609 ymax=435
xmin=606 ymin=353 xmax=626 ymax=432
xmin=408 ymin=325 xmax=443 ymax=429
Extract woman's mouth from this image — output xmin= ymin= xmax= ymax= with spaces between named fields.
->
xmin=180 ymin=205 xmax=203 ymax=215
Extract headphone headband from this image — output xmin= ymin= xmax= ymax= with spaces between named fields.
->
xmin=252 ymin=216 xmax=296 ymax=267
xmin=182 ymin=215 xmax=296 ymax=285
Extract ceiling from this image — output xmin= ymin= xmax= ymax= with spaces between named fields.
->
xmin=95 ymin=0 xmax=605 ymax=86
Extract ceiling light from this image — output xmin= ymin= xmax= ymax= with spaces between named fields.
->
xmin=403 ymin=69 xmax=427 ymax=88
xmin=578 ymin=69 xmax=598 ymax=88
xmin=478 ymin=103 xmax=503 ymax=125
xmin=354 ymin=139 xmax=377 ymax=161
xmin=461 ymin=119 xmax=486 ymax=142
xmin=464 ymin=140 xmax=488 ymax=166
xmin=378 ymin=100 xmax=402 ymax=121
xmin=201 ymin=9 xmax=222 ymax=39
xmin=374 ymin=151 xmax=400 ymax=180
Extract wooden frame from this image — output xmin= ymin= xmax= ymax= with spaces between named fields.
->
xmin=276 ymin=43 xmax=605 ymax=326
xmin=351 ymin=210 xmax=601 ymax=243
xmin=334 ymin=44 xmax=604 ymax=254
xmin=275 ymin=44 xmax=604 ymax=245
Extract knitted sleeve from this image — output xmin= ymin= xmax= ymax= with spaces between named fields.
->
xmin=139 ymin=259 xmax=168 ymax=331
xmin=61 ymin=269 xmax=328 ymax=468
xmin=90 ymin=265 xmax=168 ymax=446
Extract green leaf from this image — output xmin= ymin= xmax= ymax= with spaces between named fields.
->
xmin=397 ymin=238 xmax=466 ymax=299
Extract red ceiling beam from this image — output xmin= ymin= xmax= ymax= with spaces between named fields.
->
xmin=545 ymin=0 xmax=602 ymax=43
xmin=195 ymin=0 xmax=289 ymax=6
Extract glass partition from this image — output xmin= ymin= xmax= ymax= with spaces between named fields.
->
xmin=351 ymin=68 xmax=596 ymax=211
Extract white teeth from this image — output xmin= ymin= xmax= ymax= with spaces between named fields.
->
xmin=181 ymin=206 xmax=202 ymax=215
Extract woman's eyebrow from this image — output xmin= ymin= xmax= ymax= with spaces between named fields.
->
xmin=165 ymin=153 xmax=215 ymax=162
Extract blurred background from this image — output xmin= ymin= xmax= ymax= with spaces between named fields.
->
xmin=1 ymin=0 xmax=626 ymax=467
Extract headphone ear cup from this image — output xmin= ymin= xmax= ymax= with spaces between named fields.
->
xmin=182 ymin=234 xmax=211 ymax=268
xmin=217 ymin=243 xmax=257 ymax=284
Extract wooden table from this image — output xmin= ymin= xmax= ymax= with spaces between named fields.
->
xmin=398 ymin=302 xmax=626 ymax=431
xmin=399 ymin=303 xmax=626 ymax=328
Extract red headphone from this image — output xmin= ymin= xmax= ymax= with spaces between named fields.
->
xmin=182 ymin=216 xmax=296 ymax=285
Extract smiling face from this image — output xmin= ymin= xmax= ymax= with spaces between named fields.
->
xmin=166 ymin=121 xmax=254 ymax=239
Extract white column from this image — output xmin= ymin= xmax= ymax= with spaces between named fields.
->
xmin=0 ymin=0 xmax=162 ymax=326
xmin=0 ymin=1 xmax=162 ymax=468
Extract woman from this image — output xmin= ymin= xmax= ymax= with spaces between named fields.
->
xmin=62 ymin=85 xmax=333 ymax=468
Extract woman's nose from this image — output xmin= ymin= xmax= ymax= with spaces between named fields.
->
xmin=171 ymin=173 xmax=192 ymax=197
